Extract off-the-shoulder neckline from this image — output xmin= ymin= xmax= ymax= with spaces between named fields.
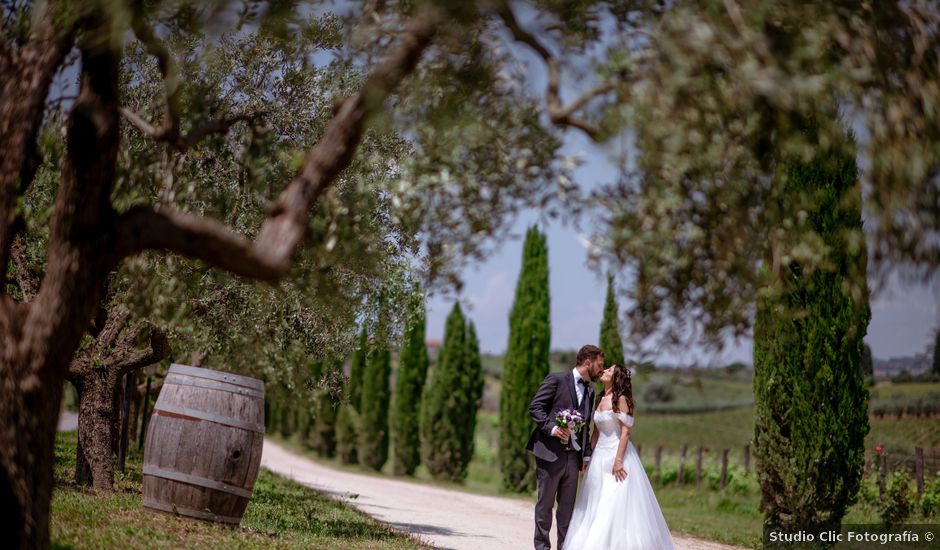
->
xmin=594 ymin=409 xmax=634 ymax=416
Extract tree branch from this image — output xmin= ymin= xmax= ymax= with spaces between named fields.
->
xmin=120 ymin=108 xmax=258 ymax=152
xmin=129 ymin=7 xmax=181 ymax=143
xmin=496 ymin=1 xmax=616 ymax=141
xmin=95 ymin=305 xmax=132 ymax=354
xmin=115 ymin=11 xmax=439 ymax=279
xmin=108 ymin=323 xmax=170 ymax=375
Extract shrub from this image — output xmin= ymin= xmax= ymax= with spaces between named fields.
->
xmin=921 ymin=475 xmax=940 ymax=517
xmin=879 ymin=469 xmax=916 ymax=527
xmin=335 ymin=405 xmax=359 ymax=465
xmin=643 ymin=382 xmax=675 ymax=403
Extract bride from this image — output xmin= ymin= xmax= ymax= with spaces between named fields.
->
xmin=563 ymin=363 xmax=675 ymax=550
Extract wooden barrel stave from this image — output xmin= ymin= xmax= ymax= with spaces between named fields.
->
xmin=143 ymin=364 xmax=264 ymax=525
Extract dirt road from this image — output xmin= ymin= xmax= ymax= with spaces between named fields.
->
xmin=261 ymin=439 xmax=745 ymax=550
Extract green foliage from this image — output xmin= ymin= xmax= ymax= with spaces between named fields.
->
xmin=921 ymin=475 xmax=940 ymax=518
xmin=499 ymin=226 xmax=550 ymax=492
xmin=305 ymin=359 xmax=344 ymax=458
xmin=391 ymin=303 xmax=429 ymax=476
xmin=421 ymin=302 xmax=476 ymax=482
xmin=878 ymin=469 xmax=916 ymax=527
xmin=643 ymin=382 xmax=675 ymax=403
xmin=335 ymin=405 xmax=359 ymax=465
xmin=595 ymin=2 xmax=940 ymax=348
xmin=358 ymin=337 xmax=392 ymax=471
xmin=599 ymin=274 xmax=625 ymax=368
xmin=349 ymin=327 xmax=369 ymax=413
xmin=753 ymin=127 xmax=871 ymax=532
xmin=462 ymin=322 xmax=485 ymax=468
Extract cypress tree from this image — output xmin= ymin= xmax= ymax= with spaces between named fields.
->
xmin=753 ymin=127 xmax=870 ymax=540
xmin=358 ymin=337 xmax=392 ymax=471
xmin=421 ymin=302 xmax=469 ymax=481
xmin=933 ymin=330 xmax=940 ymax=376
xmin=599 ymin=274 xmax=625 ymax=370
xmin=861 ymin=343 xmax=874 ymax=386
xmin=336 ymin=327 xmax=368 ymax=464
xmin=499 ymin=226 xmax=551 ymax=492
xmin=391 ymin=305 xmax=429 ymax=476
xmin=349 ymin=326 xmax=369 ymax=412
xmin=308 ymin=358 xmax=342 ymax=457
xmin=461 ymin=321 xmax=484 ymax=468
xmin=335 ymin=404 xmax=359 ymax=464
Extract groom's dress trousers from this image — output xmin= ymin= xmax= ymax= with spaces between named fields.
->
xmin=527 ymin=370 xmax=595 ymax=550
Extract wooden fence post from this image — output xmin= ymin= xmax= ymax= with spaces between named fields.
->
xmin=878 ymin=451 xmax=887 ymax=498
xmin=695 ymin=445 xmax=704 ymax=488
xmin=138 ymin=375 xmax=152 ymax=450
xmin=743 ymin=444 xmax=750 ymax=473
xmin=655 ymin=444 xmax=664 ymax=484
xmin=720 ymin=449 xmax=729 ymax=489
xmin=118 ymin=372 xmax=133 ymax=472
xmin=916 ymin=447 xmax=925 ymax=499
xmin=676 ymin=444 xmax=688 ymax=488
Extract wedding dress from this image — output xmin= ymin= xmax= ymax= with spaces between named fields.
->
xmin=563 ymin=409 xmax=675 ymax=550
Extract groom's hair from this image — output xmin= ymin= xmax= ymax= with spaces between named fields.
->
xmin=576 ymin=345 xmax=604 ymax=366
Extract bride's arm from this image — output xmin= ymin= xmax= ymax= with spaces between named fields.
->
xmin=612 ymin=397 xmax=632 ymax=482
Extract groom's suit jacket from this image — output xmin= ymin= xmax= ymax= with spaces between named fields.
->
xmin=526 ymin=371 xmax=595 ymax=463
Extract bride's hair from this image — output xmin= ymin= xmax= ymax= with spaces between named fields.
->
xmin=610 ymin=364 xmax=634 ymax=415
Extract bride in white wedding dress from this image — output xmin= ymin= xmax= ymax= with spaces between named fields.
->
xmin=563 ymin=364 xmax=675 ymax=550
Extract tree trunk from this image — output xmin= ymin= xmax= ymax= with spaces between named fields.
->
xmin=0 ymin=329 xmax=68 ymax=550
xmin=72 ymin=371 xmax=122 ymax=489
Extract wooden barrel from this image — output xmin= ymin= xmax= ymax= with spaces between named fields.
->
xmin=143 ymin=364 xmax=265 ymax=525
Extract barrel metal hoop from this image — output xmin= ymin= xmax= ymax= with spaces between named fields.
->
xmin=144 ymin=465 xmax=253 ymax=498
xmin=169 ymin=364 xmax=265 ymax=393
xmin=164 ymin=376 xmax=265 ymax=400
xmin=143 ymin=497 xmax=242 ymax=524
xmin=154 ymin=403 xmax=265 ymax=434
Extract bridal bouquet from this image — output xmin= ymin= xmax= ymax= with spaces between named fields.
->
xmin=555 ymin=409 xmax=585 ymax=451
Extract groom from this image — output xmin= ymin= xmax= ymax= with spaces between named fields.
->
xmin=526 ymin=344 xmax=605 ymax=550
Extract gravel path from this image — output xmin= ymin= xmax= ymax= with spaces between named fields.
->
xmin=261 ymin=439 xmax=745 ymax=550
xmin=57 ymin=411 xmax=78 ymax=432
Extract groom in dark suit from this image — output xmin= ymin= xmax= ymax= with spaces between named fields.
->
xmin=527 ymin=344 xmax=605 ymax=550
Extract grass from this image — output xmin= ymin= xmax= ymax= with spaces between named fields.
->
xmin=51 ymin=431 xmax=426 ymax=549
xmin=655 ymin=487 xmax=763 ymax=548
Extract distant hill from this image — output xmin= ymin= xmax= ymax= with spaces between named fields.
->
xmin=874 ymin=353 xmax=932 ymax=376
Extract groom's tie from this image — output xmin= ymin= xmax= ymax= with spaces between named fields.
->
xmin=577 ymin=378 xmax=587 ymax=406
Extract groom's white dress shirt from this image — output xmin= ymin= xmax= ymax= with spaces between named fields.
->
xmin=572 ymin=367 xmax=585 ymax=406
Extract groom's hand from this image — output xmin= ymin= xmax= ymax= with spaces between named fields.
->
xmin=551 ymin=426 xmax=570 ymax=442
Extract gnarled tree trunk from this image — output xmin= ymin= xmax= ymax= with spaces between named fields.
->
xmin=0 ymin=12 xmax=121 ymax=547
xmin=67 ymin=306 xmax=170 ymax=489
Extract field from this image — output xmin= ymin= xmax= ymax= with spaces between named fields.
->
xmin=51 ymin=432 xmax=426 ymax=550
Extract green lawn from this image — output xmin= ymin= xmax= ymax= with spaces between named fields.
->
xmin=51 ymin=432 xmax=426 ymax=549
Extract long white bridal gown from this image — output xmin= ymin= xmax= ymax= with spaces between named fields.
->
xmin=563 ymin=409 xmax=675 ymax=550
